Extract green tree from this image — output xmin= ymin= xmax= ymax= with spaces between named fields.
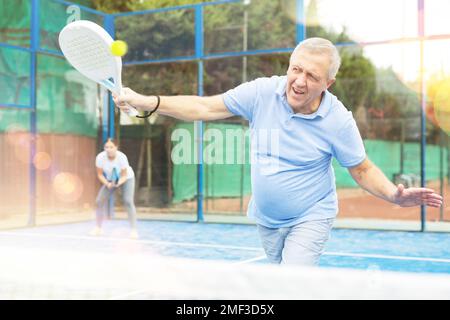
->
xmin=331 ymin=47 xmax=376 ymax=112
xmin=91 ymin=0 xmax=419 ymax=143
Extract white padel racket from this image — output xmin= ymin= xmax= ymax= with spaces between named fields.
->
xmin=59 ymin=20 xmax=139 ymax=117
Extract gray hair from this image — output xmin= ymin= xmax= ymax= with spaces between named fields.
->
xmin=290 ymin=37 xmax=341 ymax=80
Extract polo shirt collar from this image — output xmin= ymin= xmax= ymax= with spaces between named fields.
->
xmin=276 ymin=76 xmax=332 ymax=119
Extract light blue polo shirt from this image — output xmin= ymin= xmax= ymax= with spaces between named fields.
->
xmin=222 ymin=75 xmax=366 ymax=228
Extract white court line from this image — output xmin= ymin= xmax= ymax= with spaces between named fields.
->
xmin=0 ymin=231 xmax=263 ymax=252
xmin=324 ymin=252 xmax=450 ymax=264
xmin=233 ymin=255 xmax=267 ymax=265
xmin=1 ymin=231 xmax=449 ymax=264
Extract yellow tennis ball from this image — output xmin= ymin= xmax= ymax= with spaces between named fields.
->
xmin=111 ymin=40 xmax=128 ymax=57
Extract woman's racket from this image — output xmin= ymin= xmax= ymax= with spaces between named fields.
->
xmin=58 ymin=20 xmax=139 ymax=117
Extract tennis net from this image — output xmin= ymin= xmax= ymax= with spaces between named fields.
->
xmin=1 ymin=245 xmax=450 ymax=300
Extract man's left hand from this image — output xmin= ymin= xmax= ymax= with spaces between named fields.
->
xmin=393 ymin=184 xmax=443 ymax=208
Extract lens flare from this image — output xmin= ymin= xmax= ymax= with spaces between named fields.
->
xmin=433 ymin=80 xmax=450 ymax=134
xmin=13 ymin=143 xmax=31 ymax=164
xmin=279 ymin=0 xmax=297 ymax=23
xmin=52 ymin=172 xmax=84 ymax=202
xmin=6 ymin=125 xmax=28 ymax=147
xmin=279 ymin=0 xmax=320 ymax=26
xmin=427 ymin=76 xmax=450 ymax=134
xmin=33 ymin=152 xmax=52 ymax=170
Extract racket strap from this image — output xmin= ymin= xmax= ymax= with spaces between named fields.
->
xmin=136 ymin=95 xmax=161 ymax=118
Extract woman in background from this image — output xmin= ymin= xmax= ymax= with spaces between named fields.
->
xmin=92 ymin=138 xmax=138 ymax=239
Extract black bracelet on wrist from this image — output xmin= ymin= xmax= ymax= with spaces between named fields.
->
xmin=136 ymin=95 xmax=160 ymax=119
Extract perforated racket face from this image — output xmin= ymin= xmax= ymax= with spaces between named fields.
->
xmin=59 ymin=20 xmax=122 ymax=93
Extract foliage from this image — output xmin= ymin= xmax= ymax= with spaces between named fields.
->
xmin=89 ymin=0 xmax=420 ymax=142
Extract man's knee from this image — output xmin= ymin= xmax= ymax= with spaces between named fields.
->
xmin=281 ymin=245 xmax=321 ymax=266
xmin=280 ymin=219 xmax=334 ymax=266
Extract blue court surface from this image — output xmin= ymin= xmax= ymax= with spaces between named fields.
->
xmin=1 ymin=220 xmax=449 ymax=274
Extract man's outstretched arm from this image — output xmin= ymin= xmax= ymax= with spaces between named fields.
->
xmin=348 ymin=157 xmax=443 ymax=208
xmin=113 ymin=88 xmax=234 ymax=122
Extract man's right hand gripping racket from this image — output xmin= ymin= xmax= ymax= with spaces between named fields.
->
xmin=59 ymin=20 xmax=139 ymax=117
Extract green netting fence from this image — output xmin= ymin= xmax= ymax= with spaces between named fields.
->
xmin=0 ymin=0 xmax=99 ymax=137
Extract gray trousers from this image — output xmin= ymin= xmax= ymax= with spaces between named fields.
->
xmin=95 ymin=177 xmax=137 ymax=228
xmin=257 ymin=218 xmax=334 ymax=266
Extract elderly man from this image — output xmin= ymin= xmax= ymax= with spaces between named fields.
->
xmin=114 ymin=37 xmax=443 ymax=266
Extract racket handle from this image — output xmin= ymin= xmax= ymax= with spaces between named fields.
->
xmin=123 ymin=103 xmax=139 ymax=117
xmin=116 ymin=87 xmax=139 ymax=117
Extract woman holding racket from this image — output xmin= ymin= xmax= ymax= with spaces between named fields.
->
xmin=91 ymin=138 xmax=138 ymax=239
